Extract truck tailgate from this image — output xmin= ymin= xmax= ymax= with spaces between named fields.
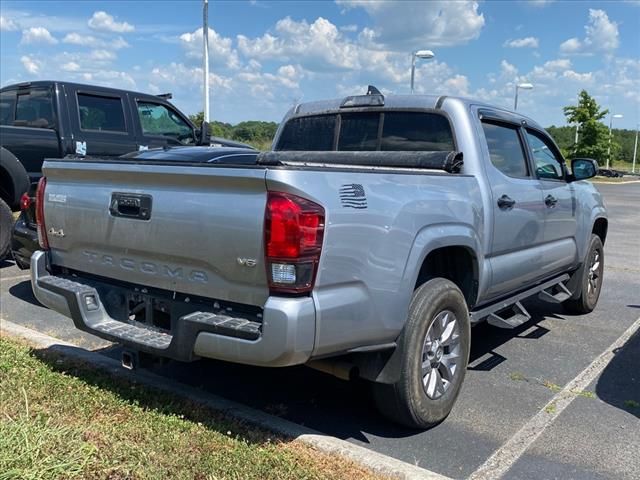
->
xmin=42 ymin=161 xmax=269 ymax=307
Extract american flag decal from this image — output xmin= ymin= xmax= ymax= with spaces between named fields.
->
xmin=339 ymin=184 xmax=367 ymax=209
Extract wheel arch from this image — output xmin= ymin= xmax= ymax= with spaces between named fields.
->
xmin=0 ymin=147 xmax=30 ymax=209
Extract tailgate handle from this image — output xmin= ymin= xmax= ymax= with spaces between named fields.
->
xmin=110 ymin=193 xmax=152 ymax=220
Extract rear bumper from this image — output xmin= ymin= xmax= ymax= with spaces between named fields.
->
xmin=30 ymin=250 xmax=316 ymax=366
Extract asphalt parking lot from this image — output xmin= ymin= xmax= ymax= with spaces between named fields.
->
xmin=1 ymin=182 xmax=638 ymax=480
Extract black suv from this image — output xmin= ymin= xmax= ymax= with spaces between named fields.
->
xmin=0 ymin=80 xmax=250 ymax=264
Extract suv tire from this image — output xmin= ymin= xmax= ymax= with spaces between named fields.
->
xmin=373 ymin=278 xmax=470 ymax=428
xmin=564 ymin=234 xmax=604 ymax=314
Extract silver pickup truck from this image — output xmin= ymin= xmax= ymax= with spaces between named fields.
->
xmin=31 ymin=88 xmax=607 ymax=428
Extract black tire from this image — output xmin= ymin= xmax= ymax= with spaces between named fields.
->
xmin=564 ymin=234 xmax=604 ymax=314
xmin=0 ymin=198 xmax=13 ymax=262
xmin=373 ymin=278 xmax=471 ymax=429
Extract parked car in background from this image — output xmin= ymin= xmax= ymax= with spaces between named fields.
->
xmin=597 ymin=168 xmax=623 ymax=178
xmin=1 ymin=80 xmax=251 ymax=265
xmin=30 ymin=88 xmax=607 ymax=428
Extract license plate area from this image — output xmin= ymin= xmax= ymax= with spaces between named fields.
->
xmin=127 ymin=293 xmax=172 ymax=331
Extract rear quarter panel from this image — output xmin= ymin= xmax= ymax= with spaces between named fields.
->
xmin=266 ymin=168 xmax=483 ymax=356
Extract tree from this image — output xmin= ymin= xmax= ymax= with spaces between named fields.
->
xmin=563 ymin=90 xmax=616 ymax=165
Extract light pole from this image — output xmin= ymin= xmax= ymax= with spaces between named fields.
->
xmin=203 ymin=0 xmax=210 ymax=122
xmin=633 ymin=124 xmax=638 ymax=174
xmin=606 ymin=113 xmax=623 ymax=169
xmin=513 ymin=83 xmax=533 ymax=110
xmin=410 ymin=49 xmax=435 ymax=94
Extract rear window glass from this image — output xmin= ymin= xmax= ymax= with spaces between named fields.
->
xmin=381 ymin=112 xmax=454 ymax=151
xmin=276 ymin=114 xmax=335 ymax=151
xmin=338 ymin=112 xmax=380 ymax=151
xmin=14 ymin=88 xmax=54 ymax=129
xmin=276 ymin=111 xmax=453 ymax=151
xmin=0 ymin=90 xmax=16 ymax=126
xmin=78 ymin=93 xmax=126 ymax=132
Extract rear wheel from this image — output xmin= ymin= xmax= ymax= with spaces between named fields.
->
xmin=373 ymin=278 xmax=470 ymax=428
xmin=0 ymin=198 xmax=13 ymax=261
xmin=564 ymin=234 xmax=604 ymax=314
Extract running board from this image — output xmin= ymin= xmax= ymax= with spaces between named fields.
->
xmin=487 ymin=301 xmax=530 ymax=329
xmin=470 ymin=274 xmax=570 ymax=327
xmin=538 ymin=282 xmax=572 ymax=303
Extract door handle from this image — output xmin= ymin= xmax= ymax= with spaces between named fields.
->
xmin=497 ymin=195 xmax=516 ymax=210
xmin=545 ymin=195 xmax=558 ymax=208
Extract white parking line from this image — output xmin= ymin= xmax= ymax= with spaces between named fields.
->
xmin=469 ymin=315 xmax=640 ymax=480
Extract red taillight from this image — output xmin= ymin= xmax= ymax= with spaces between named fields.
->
xmin=20 ymin=193 xmax=31 ymax=211
xmin=265 ymin=191 xmax=324 ymax=294
xmin=35 ymin=177 xmax=49 ymax=250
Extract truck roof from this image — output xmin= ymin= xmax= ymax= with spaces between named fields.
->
xmin=289 ymin=94 xmax=545 ymax=132
xmin=0 ymin=80 xmax=170 ymax=101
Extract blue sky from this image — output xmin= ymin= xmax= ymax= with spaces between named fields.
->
xmin=1 ymin=1 xmax=638 ymax=128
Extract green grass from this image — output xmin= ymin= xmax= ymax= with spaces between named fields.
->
xmin=0 ymin=337 xmax=384 ymax=480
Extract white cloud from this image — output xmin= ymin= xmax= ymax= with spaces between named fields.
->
xmin=504 ymin=37 xmax=539 ymax=48
xmin=559 ymin=38 xmax=581 ymax=54
xmin=527 ymin=0 xmax=555 ymax=6
xmin=89 ymin=49 xmax=117 ymax=61
xmin=61 ymin=61 xmax=80 ymax=72
xmin=179 ymin=27 xmax=239 ymax=69
xmin=88 ymin=11 xmax=134 ymax=33
xmin=562 ymin=70 xmax=593 ymax=83
xmin=1 ymin=15 xmax=18 ymax=31
xmin=62 ymin=32 xmax=129 ymax=50
xmin=336 ymin=0 xmax=485 ymax=48
xmin=238 ymin=17 xmax=360 ymax=71
xmin=20 ymin=55 xmax=40 ymax=74
xmin=20 ymin=26 xmax=57 ymax=45
xmin=81 ymin=70 xmax=136 ymax=89
xmin=500 ymin=60 xmax=518 ymax=77
xmin=560 ymin=9 xmax=619 ymax=55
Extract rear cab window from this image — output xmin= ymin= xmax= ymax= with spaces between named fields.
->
xmin=0 ymin=90 xmax=17 ymax=126
xmin=275 ymin=111 xmax=454 ymax=152
xmin=13 ymin=88 xmax=55 ymax=129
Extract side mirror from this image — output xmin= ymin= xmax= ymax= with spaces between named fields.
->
xmin=570 ymin=158 xmax=598 ymax=181
xmin=197 ymin=120 xmax=211 ymax=146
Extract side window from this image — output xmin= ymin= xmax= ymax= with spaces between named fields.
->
xmin=78 ymin=93 xmax=126 ymax=132
xmin=525 ymin=129 xmax=565 ymax=181
xmin=137 ymin=101 xmax=194 ymax=143
xmin=0 ymin=90 xmax=17 ymax=126
xmin=14 ymin=88 xmax=54 ymax=129
xmin=481 ymin=121 xmax=529 ymax=178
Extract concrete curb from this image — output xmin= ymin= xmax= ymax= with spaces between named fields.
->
xmin=0 ymin=319 xmax=452 ymax=480
xmin=591 ymin=179 xmax=640 ymax=185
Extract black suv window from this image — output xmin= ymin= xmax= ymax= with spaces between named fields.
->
xmin=14 ymin=88 xmax=54 ymax=129
xmin=482 ymin=121 xmax=529 ymax=178
xmin=525 ymin=129 xmax=565 ymax=180
xmin=78 ymin=93 xmax=126 ymax=132
xmin=276 ymin=111 xmax=454 ymax=151
xmin=0 ymin=90 xmax=17 ymax=126
xmin=137 ymin=101 xmax=194 ymax=144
